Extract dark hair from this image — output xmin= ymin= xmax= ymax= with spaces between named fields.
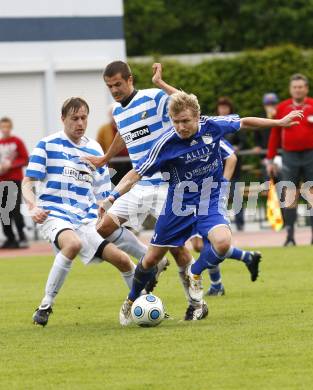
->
xmin=103 ymin=61 xmax=132 ymax=81
xmin=0 ymin=116 xmax=13 ymax=127
xmin=215 ymin=96 xmax=234 ymax=114
xmin=61 ymin=97 xmax=89 ymax=117
xmin=290 ymin=73 xmax=309 ymax=86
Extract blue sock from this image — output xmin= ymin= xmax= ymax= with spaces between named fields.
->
xmin=208 ymin=266 xmax=222 ymax=290
xmin=128 ymin=261 xmax=156 ymax=302
xmin=226 ymin=246 xmax=253 ymax=265
xmin=191 ymin=241 xmax=225 ymax=275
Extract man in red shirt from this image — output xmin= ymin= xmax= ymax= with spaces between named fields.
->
xmin=0 ymin=117 xmax=29 ymax=248
xmin=267 ymin=74 xmax=313 ymax=246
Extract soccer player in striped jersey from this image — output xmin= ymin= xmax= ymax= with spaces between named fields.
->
xmin=22 ymin=97 xmax=136 ymax=326
xmin=103 ymin=91 xmax=303 ymax=324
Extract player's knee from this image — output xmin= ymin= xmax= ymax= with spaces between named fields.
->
xmin=97 ymin=215 xmax=119 ymax=238
xmin=170 ymin=246 xmax=191 ymax=266
xmin=143 ymin=254 xmax=160 ymax=268
xmin=65 ymin=237 xmax=82 ymax=256
xmin=117 ymin=252 xmax=134 ymax=272
xmin=191 ymin=238 xmax=203 ymax=252
xmin=213 ymin=238 xmax=231 ymax=256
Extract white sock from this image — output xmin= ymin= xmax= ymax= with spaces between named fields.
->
xmin=106 ymin=227 xmax=147 ymax=260
xmin=41 ymin=252 xmax=72 ymax=307
xmin=177 ymin=258 xmax=198 ymax=307
xmin=121 ymin=262 xmax=136 ymax=289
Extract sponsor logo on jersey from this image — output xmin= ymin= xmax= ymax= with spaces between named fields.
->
xmin=183 ymin=159 xmax=219 ymax=179
xmin=202 ymin=134 xmax=213 ymax=144
xmin=184 ymin=145 xmax=214 ymax=164
xmin=123 ymin=125 xmax=151 ymax=144
xmin=63 ymin=166 xmax=93 ymax=183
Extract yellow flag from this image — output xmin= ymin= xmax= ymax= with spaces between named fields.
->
xmin=266 ymin=179 xmax=283 ymax=232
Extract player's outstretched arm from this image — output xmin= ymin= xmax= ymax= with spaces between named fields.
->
xmin=83 ymin=132 xmax=126 ymax=168
xmin=22 ymin=177 xmax=50 ymax=223
xmin=152 ymin=63 xmax=178 ymax=96
xmin=240 ymin=110 xmax=304 ymax=129
xmin=102 ymin=169 xmax=142 ymax=207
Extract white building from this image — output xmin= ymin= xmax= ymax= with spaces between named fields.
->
xmin=0 ymin=0 xmax=126 ymax=152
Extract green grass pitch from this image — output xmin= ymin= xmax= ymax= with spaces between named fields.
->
xmin=1 ymin=246 xmax=313 ymax=389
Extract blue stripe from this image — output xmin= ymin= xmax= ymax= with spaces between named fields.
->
xmin=154 ymin=90 xmax=166 ymax=107
xmin=48 ymin=139 xmax=101 ymax=156
xmin=26 ymin=169 xmax=45 ymax=179
xmin=43 ymin=205 xmax=84 ymax=221
xmin=138 ymin=179 xmax=163 ymax=185
xmin=36 ymin=141 xmax=46 ymax=150
xmin=113 ymin=95 xmax=154 ymax=116
xmin=128 ymin=138 xmax=159 ymax=155
xmin=29 ymin=155 xmax=46 ymax=165
xmin=47 ymin=214 xmax=73 ymax=222
xmin=39 ymin=194 xmax=89 ymax=209
xmin=0 ymin=16 xmax=124 ymax=42
xmin=46 ymin=181 xmax=90 ymax=196
xmin=47 ymin=166 xmax=64 ymax=174
xmin=119 ymin=107 xmax=158 ymax=129
xmin=86 ymin=213 xmax=97 ymax=219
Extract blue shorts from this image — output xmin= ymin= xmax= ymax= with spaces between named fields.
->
xmin=151 ymin=184 xmax=230 ymax=247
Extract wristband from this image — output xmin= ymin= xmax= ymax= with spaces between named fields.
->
xmin=110 ymin=190 xmax=121 ymax=201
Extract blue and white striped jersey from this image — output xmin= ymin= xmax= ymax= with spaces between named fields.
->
xmin=135 ymin=115 xmax=241 ymax=205
xmin=112 ymin=88 xmax=171 ymax=185
xmin=26 ymin=131 xmax=111 ymax=226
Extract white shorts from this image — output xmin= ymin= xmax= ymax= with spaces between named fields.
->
xmin=108 ymin=183 xmax=168 ymax=231
xmin=41 ymin=217 xmax=106 ymax=265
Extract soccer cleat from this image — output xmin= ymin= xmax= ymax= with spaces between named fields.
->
xmin=184 ymin=301 xmax=208 ymax=321
xmin=32 ymin=304 xmax=53 ymax=326
xmin=205 ymin=285 xmax=225 ymax=296
xmin=246 ymin=251 xmax=262 ymax=282
xmin=119 ymin=298 xmax=133 ymax=326
xmin=144 ymin=257 xmax=170 ymax=293
xmin=0 ymin=239 xmax=19 ymax=249
xmin=186 ymin=264 xmax=203 ymax=302
xmin=284 ymin=238 xmax=296 ymax=247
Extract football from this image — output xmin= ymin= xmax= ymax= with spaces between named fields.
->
xmin=131 ymin=294 xmax=165 ymax=327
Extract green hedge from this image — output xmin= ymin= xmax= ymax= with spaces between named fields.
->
xmin=130 ymin=45 xmax=313 ymax=119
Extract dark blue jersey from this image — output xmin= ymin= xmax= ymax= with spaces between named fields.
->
xmin=135 ymin=114 xmax=240 ymax=205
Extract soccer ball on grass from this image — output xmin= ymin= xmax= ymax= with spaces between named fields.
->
xmin=131 ymin=294 xmax=165 ymax=327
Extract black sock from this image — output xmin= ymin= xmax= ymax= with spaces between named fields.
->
xmin=128 ymin=261 xmax=157 ymax=302
xmin=284 ymin=208 xmax=297 ymax=240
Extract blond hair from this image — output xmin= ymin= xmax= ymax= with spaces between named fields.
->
xmin=169 ymin=91 xmax=200 ymax=117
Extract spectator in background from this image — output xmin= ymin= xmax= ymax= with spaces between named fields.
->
xmin=267 ymin=73 xmax=313 ymax=246
xmin=97 ymin=106 xmax=132 ymax=185
xmin=0 ymin=117 xmax=29 ymax=248
xmin=216 ymin=97 xmax=246 ymax=231
xmin=253 ymin=93 xmax=280 ymax=180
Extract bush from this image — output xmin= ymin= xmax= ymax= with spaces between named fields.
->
xmin=130 ymin=45 xmax=313 ymax=120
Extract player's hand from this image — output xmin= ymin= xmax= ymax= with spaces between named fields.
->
xmin=278 ymin=110 xmax=304 ymax=127
xmin=29 ymin=206 xmax=50 ymax=224
xmin=81 ymin=154 xmax=108 ymax=169
xmin=152 ymin=63 xmax=163 ymax=86
xmin=99 ymin=196 xmax=115 ymax=214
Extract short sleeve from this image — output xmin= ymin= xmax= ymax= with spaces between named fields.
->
xmin=220 ymin=138 xmax=235 ymax=160
xmin=26 ymin=140 xmax=47 ymax=180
